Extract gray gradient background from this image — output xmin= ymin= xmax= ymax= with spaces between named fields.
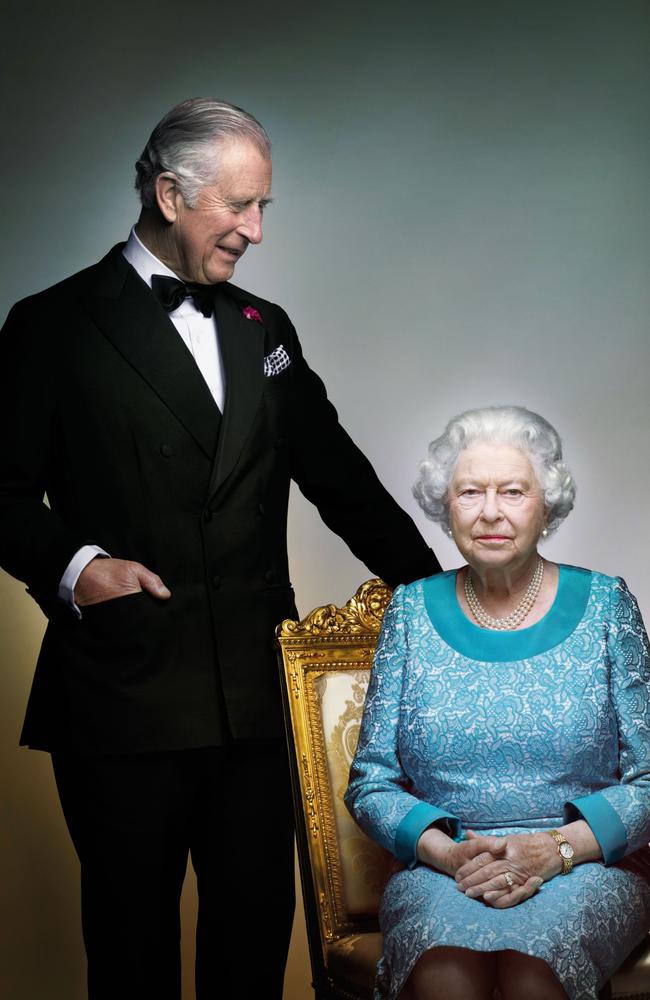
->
xmin=1 ymin=2 xmax=649 ymax=997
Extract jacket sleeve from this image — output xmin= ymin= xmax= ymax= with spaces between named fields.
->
xmin=0 ymin=301 xmax=87 ymax=613
xmin=344 ymin=586 xmax=460 ymax=868
xmin=565 ymin=577 xmax=650 ymax=863
xmin=285 ymin=316 xmax=440 ymax=588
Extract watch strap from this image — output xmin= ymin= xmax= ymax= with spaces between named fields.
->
xmin=547 ymin=829 xmax=574 ymax=874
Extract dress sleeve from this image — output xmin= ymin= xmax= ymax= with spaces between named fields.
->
xmin=565 ymin=577 xmax=650 ymax=863
xmin=344 ymin=585 xmax=460 ymax=868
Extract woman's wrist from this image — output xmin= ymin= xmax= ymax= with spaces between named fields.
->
xmin=554 ymin=820 xmax=602 ymax=866
xmin=535 ymin=821 xmax=601 ymax=881
xmin=416 ymin=826 xmax=456 ymax=875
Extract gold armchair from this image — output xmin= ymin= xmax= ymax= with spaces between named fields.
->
xmin=276 ymin=580 xmax=650 ymax=1000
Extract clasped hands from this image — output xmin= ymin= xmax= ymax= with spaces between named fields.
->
xmin=417 ymin=826 xmax=562 ymax=910
xmin=452 ymin=830 xmax=561 ymax=908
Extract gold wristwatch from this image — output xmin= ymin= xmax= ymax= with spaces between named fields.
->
xmin=547 ymin=830 xmax=575 ymax=874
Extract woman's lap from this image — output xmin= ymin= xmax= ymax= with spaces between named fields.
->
xmin=377 ymin=861 xmax=650 ymax=1000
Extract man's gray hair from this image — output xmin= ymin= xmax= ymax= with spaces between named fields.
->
xmin=413 ymin=405 xmax=576 ymax=537
xmin=135 ymin=98 xmax=271 ymax=209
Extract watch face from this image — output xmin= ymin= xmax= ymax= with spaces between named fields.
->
xmin=559 ymin=842 xmax=574 ymax=859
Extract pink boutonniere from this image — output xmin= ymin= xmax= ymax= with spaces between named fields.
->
xmin=242 ymin=305 xmax=263 ymax=324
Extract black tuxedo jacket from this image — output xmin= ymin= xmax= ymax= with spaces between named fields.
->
xmin=0 ymin=246 xmax=439 ymax=753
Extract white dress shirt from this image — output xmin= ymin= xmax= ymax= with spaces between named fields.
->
xmin=122 ymin=227 xmax=225 ymax=410
xmin=59 ymin=228 xmax=226 ymax=612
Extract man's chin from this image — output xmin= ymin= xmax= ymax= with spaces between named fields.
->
xmin=205 ymin=262 xmax=236 ymax=284
xmin=207 ymin=247 xmax=245 ymax=282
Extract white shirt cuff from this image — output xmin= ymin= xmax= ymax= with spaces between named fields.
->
xmin=59 ymin=545 xmax=110 ymax=618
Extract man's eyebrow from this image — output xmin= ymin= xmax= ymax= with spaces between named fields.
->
xmin=229 ymin=196 xmax=274 ymax=208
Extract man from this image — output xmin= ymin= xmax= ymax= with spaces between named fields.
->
xmin=0 ymin=99 xmax=439 ymax=998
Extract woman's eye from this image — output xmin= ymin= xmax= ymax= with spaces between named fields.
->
xmin=503 ymin=489 xmax=523 ymax=498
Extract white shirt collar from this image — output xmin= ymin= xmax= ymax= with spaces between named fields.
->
xmin=122 ymin=226 xmax=178 ymax=288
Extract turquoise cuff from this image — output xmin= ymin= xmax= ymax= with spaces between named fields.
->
xmin=565 ymin=792 xmax=628 ymax=863
xmin=394 ymin=802 xmax=461 ymax=869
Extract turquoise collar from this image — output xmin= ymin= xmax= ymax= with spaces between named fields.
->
xmin=422 ymin=564 xmax=592 ymax=662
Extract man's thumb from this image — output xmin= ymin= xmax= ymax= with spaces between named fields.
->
xmin=139 ymin=568 xmax=171 ymax=599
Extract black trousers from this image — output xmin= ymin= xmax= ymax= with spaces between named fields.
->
xmin=52 ymin=742 xmax=295 ymax=1000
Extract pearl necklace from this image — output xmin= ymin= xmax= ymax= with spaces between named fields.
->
xmin=464 ymin=557 xmax=544 ymax=630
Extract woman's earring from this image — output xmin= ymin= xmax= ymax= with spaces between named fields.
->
xmin=447 ymin=529 xmax=453 ymax=538
xmin=541 ymin=527 xmax=549 ymax=539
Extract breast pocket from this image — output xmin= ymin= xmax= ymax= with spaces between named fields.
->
xmin=262 ymin=370 xmax=292 ymax=398
xmin=261 ymin=380 xmax=292 ymax=444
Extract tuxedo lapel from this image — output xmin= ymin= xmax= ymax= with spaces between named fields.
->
xmin=209 ymin=289 xmax=265 ymax=497
xmin=81 ymin=248 xmax=221 ymax=460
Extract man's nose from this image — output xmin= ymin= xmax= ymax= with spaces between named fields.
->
xmin=238 ymin=205 xmax=263 ymax=245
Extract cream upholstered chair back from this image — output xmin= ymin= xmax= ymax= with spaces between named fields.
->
xmin=313 ymin=666 xmax=389 ymax=921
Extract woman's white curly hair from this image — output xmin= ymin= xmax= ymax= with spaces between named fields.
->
xmin=413 ymin=405 xmax=576 ymax=537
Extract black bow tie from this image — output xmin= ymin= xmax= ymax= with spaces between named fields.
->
xmin=151 ymin=275 xmax=217 ymax=318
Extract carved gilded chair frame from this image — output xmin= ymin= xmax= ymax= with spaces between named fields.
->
xmin=276 ymin=579 xmax=391 ymax=978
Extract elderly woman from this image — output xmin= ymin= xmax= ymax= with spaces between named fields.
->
xmin=345 ymin=405 xmax=650 ymax=1000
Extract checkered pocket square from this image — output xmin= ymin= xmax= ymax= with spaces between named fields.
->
xmin=264 ymin=345 xmax=291 ymax=377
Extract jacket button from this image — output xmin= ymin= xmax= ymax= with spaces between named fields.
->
xmin=264 ymin=570 xmax=276 ymax=584
xmin=211 ymin=574 xmax=221 ymax=589
xmin=160 ymin=444 xmax=173 ymax=457
xmin=274 ymin=437 xmax=286 ymax=450
xmin=203 ymin=510 xmax=213 ymax=522
xmin=258 ymin=503 xmax=266 ymax=516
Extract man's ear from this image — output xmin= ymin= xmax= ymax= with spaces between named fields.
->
xmin=154 ymin=172 xmax=182 ymax=223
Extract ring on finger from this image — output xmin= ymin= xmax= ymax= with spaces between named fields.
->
xmin=503 ymin=871 xmax=514 ymax=888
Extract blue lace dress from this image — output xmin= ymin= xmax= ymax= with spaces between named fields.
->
xmin=345 ymin=566 xmax=650 ymax=1000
